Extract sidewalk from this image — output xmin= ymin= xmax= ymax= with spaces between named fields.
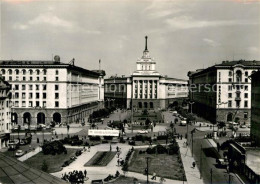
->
xmin=18 ymin=146 xmax=42 ymax=162
xmin=176 ymin=138 xmax=204 ymax=184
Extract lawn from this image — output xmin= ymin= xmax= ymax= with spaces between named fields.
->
xmin=109 ymin=176 xmax=159 ymax=184
xmin=128 ymin=149 xmax=186 ymax=181
xmin=24 ymin=148 xmax=77 ymax=173
xmin=84 ymin=151 xmax=116 ymax=166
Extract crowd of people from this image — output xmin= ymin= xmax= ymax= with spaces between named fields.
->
xmin=61 ymin=170 xmax=87 ymax=183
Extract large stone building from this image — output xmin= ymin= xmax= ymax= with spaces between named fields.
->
xmin=251 ymin=70 xmax=260 ymax=146
xmin=188 ymin=60 xmax=260 ymax=124
xmin=105 ymin=36 xmax=188 ymax=110
xmin=0 ymin=76 xmax=11 ymax=149
xmin=0 ymin=56 xmax=105 ymax=128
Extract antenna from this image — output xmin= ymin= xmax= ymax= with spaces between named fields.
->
xmin=99 ymin=59 xmax=101 ymax=70
xmin=69 ymin=58 xmax=75 ymax=66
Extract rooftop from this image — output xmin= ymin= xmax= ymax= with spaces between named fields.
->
xmin=0 ymin=153 xmax=67 ymax=184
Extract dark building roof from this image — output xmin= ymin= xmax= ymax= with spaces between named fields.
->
xmin=188 ymin=60 xmax=260 ymax=77
xmin=0 ymin=153 xmax=67 ymax=184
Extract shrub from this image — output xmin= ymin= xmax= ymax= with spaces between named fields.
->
xmin=89 ymin=136 xmax=101 ymax=141
xmin=104 ymin=136 xmax=113 ymax=140
xmin=41 ymin=160 xmax=48 ymax=172
xmin=42 ymin=141 xmax=66 ymax=155
xmin=168 ymin=143 xmax=179 ymax=155
xmin=146 ymin=148 xmax=153 ymax=154
xmin=157 ymin=135 xmax=168 ymax=140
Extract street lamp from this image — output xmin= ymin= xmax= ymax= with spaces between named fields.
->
xmin=188 ymin=101 xmax=195 ymax=114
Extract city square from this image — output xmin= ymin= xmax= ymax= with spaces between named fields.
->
xmin=1 ymin=0 xmax=260 ymax=184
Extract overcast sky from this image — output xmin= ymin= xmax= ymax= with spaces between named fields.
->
xmin=1 ymin=0 xmax=260 ymax=79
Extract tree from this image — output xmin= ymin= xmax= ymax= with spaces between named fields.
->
xmin=41 ymin=160 xmax=48 ymax=172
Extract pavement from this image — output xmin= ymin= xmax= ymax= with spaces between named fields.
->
xmin=18 ymin=146 xmax=42 ymax=161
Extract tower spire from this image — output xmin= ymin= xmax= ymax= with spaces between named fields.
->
xmin=145 ymin=36 xmax=148 ymax=51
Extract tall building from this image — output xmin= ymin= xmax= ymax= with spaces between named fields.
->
xmin=251 ymin=70 xmax=260 ymax=146
xmin=0 ymin=56 xmax=105 ymax=127
xmin=0 ymin=76 xmax=11 ymax=149
xmin=188 ymin=60 xmax=260 ymax=124
xmin=104 ymin=36 xmax=188 ymax=110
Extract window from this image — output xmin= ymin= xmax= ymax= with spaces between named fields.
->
xmin=29 ymin=85 xmax=33 ymax=90
xmin=244 ymin=93 xmax=248 ymax=98
xmin=15 ymin=93 xmax=19 ymax=98
xmin=30 ymin=77 xmax=33 ymax=81
xmin=55 ymin=101 xmax=59 ymax=107
xmin=22 ymin=93 xmax=26 ymax=99
xmin=36 ymin=101 xmax=40 ymax=107
xmin=15 ymin=70 xmax=19 ymax=75
xmin=228 ymin=85 xmax=232 ymax=91
xmin=55 ymin=93 xmax=59 ymax=99
xmin=29 ymin=70 xmax=33 ymax=75
xmin=228 ymin=101 xmax=232 ymax=107
xmin=245 ymin=85 xmax=248 ymax=91
xmin=15 ymin=101 xmax=19 ymax=107
xmin=8 ymin=69 xmax=12 ymax=75
xmin=236 ymin=101 xmax=240 ymax=108
xmin=29 ymin=101 xmax=33 ymax=107
xmin=9 ymin=76 xmax=12 ymax=81
xmin=1 ymin=69 xmax=5 ymax=75
xmin=29 ymin=93 xmax=33 ymax=99
xmin=36 ymin=85 xmax=39 ymax=90
xmin=43 ymin=93 xmax=46 ymax=99
xmin=43 ymin=85 xmax=46 ymax=90
xmin=228 ymin=71 xmax=232 ymax=76
xmin=228 ymin=78 xmax=232 ymax=82
xmin=228 ymin=93 xmax=232 ymax=98
xmin=22 ymin=70 xmax=26 ymax=75
xmin=245 ymin=71 xmax=248 ymax=76
xmin=43 ymin=69 xmax=47 ymax=75
xmin=55 ymin=70 xmax=59 ymax=75
xmin=36 ymin=93 xmax=40 ymax=99
xmin=43 ymin=77 xmax=46 ymax=81
xmin=244 ymin=112 xmax=248 ymax=119
xmin=36 ymin=77 xmax=40 ymax=81
xmin=22 ymin=101 xmax=26 ymax=107
xmin=55 ymin=77 xmax=59 ymax=81
xmin=36 ymin=70 xmax=40 ymax=75
xmin=22 ymin=85 xmax=26 ymax=90
xmin=245 ymin=78 xmax=248 ymax=83
xmin=15 ymin=85 xmax=19 ymax=90
xmin=55 ymin=85 xmax=59 ymax=90
xmin=43 ymin=101 xmax=46 ymax=107
xmin=244 ymin=101 xmax=248 ymax=108
xmin=23 ymin=77 xmax=26 ymax=81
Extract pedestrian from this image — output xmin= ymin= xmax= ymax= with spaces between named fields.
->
xmin=192 ymin=161 xmax=196 ymax=168
xmin=117 ymin=159 xmax=120 ymax=166
xmin=116 ymin=146 xmax=119 ymax=152
xmin=180 ymin=134 xmax=183 ymax=140
xmin=88 ymin=145 xmax=91 ymax=152
xmin=151 ymin=172 xmax=157 ymax=180
xmin=84 ymin=170 xmax=87 ymax=177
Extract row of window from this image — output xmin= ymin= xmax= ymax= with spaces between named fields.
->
xmin=1 ymin=69 xmax=59 ymax=75
xmin=228 ymin=85 xmax=248 ymax=91
xmin=228 ymin=93 xmax=248 ymax=98
xmin=3 ymin=76 xmax=59 ymax=82
xmin=13 ymin=101 xmax=59 ymax=107
xmin=227 ymin=100 xmax=248 ymax=108
xmin=228 ymin=77 xmax=249 ymax=83
xmin=12 ymin=84 xmax=59 ymax=91
xmin=13 ymin=92 xmax=59 ymax=99
xmin=134 ymin=80 xmax=158 ymax=83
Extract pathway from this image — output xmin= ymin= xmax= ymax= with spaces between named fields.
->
xmin=18 ymin=146 xmax=42 ymax=162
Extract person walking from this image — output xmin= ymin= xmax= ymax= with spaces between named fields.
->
xmin=84 ymin=170 xmax=87 ymax=177
xmin=151 ymin=172 xmax=157 ymax=180
xmin=192 ymin=161 xmax=196 ymax=168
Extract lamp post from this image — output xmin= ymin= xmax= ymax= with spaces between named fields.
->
xmin=188 ymin=101 xmax=195 ymax=114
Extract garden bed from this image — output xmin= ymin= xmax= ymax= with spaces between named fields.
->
xmin=84 ymin=151 xmax=116 ymax=166
xmin=128 ymin=148 xmax=186 ymax=180
xmin=24 ymin=148 xmax=77 ymax=173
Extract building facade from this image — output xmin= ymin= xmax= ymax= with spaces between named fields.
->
xmin=188 ymin=60 xmax=260 ymax=124
xmin=0 ymin=56 xmax=105 ymax=128
xmin=0 ymin=76 xmax=11 ymax=149
xmin=105 ymin=36 xmax=188 ymax=110
xmin=251 ymin=70 xmax=260 ymax=146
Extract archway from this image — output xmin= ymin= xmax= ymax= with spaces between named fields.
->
xmin=53 ymin=112 xmax=61 ymax=124
xmin=150 ymin=102 xmax=154 ymax=109
xmin=138 ymin=102 xmax=142 ymax=109
xmin=37 ymin=112 xmax=45 ymax=124
xmin=23 ymin=112 xmax=31 ymax=126
xmin=227 ymin=113 xmax=233 ymax=122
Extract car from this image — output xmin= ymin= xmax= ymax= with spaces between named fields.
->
xmin=38 ymin=124 xmax=46 ymax=128
xmin=15 ymin=150 xmax=25 ymax=157
xmin=180 ymin=121 xmax=187 ymax=126
xmin=137 ymin=130 xmax=149 ymax=134
xmin=240 ymin=124 xmax=247 ymax=128
xmin=172 ymin=111 xmax=178 ymax=116
xmin=216 ymin=158 xmax=228 ymax=168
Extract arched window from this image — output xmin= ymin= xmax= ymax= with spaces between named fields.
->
xmin=43 ymin=69 xmax=47 ymax=75
xmin=15 ymin=69 xmax=19 ymax=75
xmin=8 ymin=69 xmax=12 ymax=75
xmin=236 ymin=70 xmax=242 ymax=82
xmin=55 ymin=70 xmax=59 ymax=75
xmin=22 ymin=69 xmax=26 ymax=75
xmin=29 ymin=69 xmax=33 ymax=75
xmin=229 ymin=71 xmax=232 ymax=76
xmin=36 ymin=69 xmax=40 ymax=75
xmin=1 ymin=69 xmax=5 ymax=75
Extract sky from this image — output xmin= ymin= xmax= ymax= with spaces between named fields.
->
xmin=1 ymin=0 xmax=260 ymax=80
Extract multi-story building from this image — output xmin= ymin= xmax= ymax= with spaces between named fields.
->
xmin=0 ymin=76 xmax=11 ymax=149
xmin=0 ymin=56 xmax=105 ymax=127
xmin=188 ymin=60 xmax=260 ymax=124
xmin=105 ymin=36 xmax=188 ymax=110
xmin=251 ymin=70 xmax=260 ymax=146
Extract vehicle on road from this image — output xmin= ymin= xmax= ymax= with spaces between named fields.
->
xmin=137 ymin=130 xmax=149 ymax=134
xmin=172 ymin=111 xmax=178 ymax=116
xmin=180 ymin=121 xmax=187 ymax=126
xmin=216 ymin=158 xmax=228 ymax=168
xmin=240 ymin=124 xmax=247 ymax=128
xmin=15 ymin=150 xmax=25 ymax=157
